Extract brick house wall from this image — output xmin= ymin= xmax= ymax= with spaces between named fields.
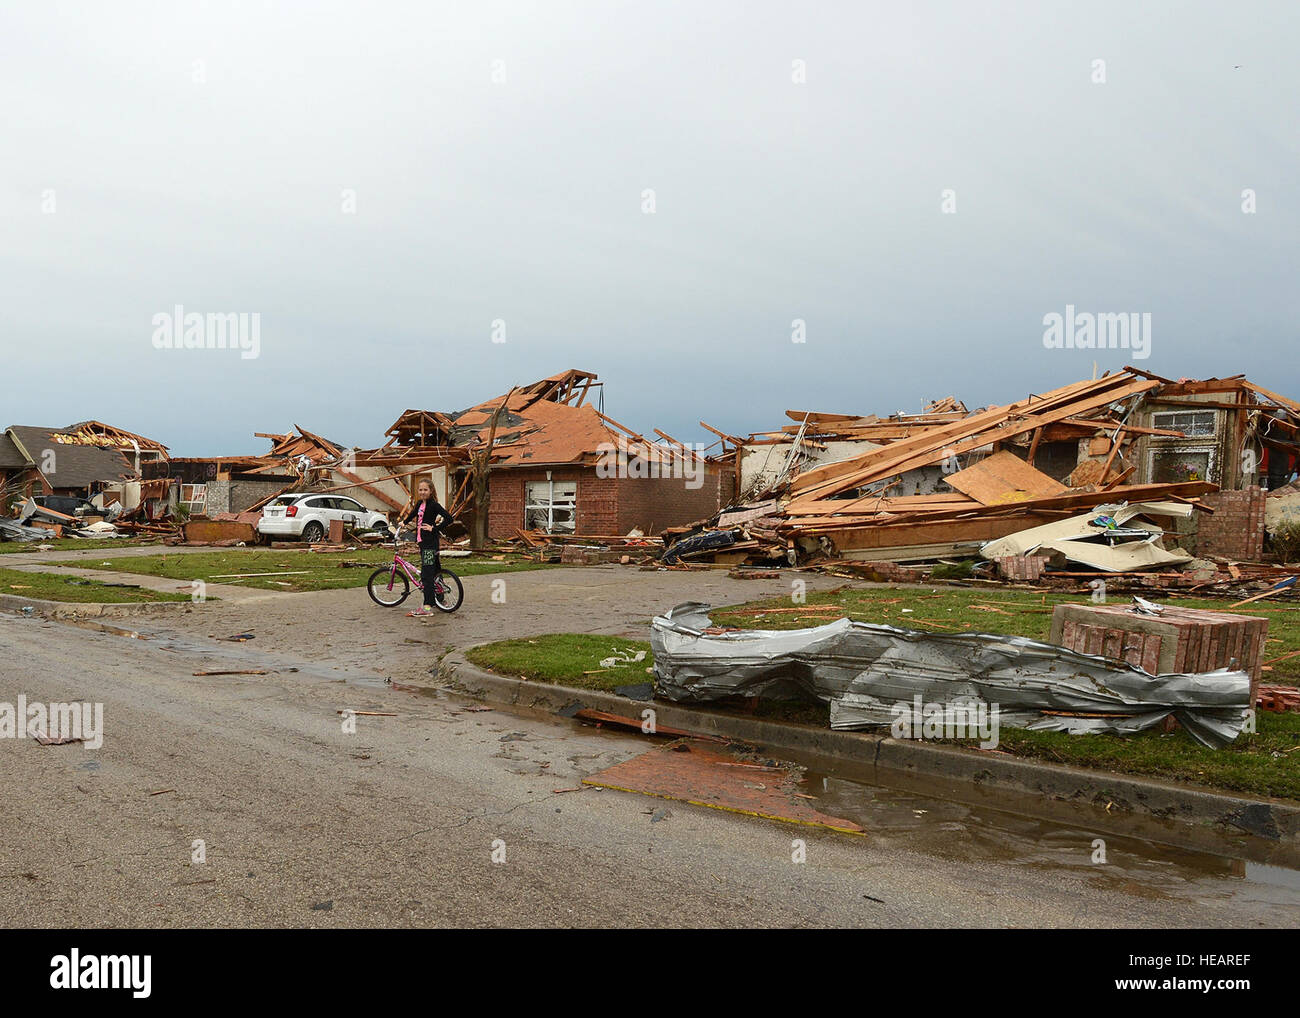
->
xmin=613 ymin=469 xmax=731 ymax=534
xmin=1194 ymin=485 xmax=1267 ymax=560
xmin=487 ymin=463 xmax=734 ymax=539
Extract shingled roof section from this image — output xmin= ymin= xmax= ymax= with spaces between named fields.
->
xmin=6 ymin=426 xmax=137 ymax=490
xmin=448 ymin=393 xmax=616 ymax=465
xmin=0 ymin=432 xmax=29 ymax=470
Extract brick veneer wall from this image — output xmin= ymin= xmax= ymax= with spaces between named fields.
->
xmin=487 ymin=464 xmax=734 ymax=539
xmin=614 ymin=469 xmax=730 ymax=534
xmin=1195 ymin=486 xmax=1267 ymax=561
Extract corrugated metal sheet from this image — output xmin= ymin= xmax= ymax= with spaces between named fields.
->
xmin=650 ymin=603 xmax=1252 ymax=748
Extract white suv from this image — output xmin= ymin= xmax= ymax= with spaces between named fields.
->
xmin=257 ymin=493 xmax=390 ymax=543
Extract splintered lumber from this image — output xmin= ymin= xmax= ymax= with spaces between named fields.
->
xmin=783 ymin=480 xmax=1215 ymax=526
xmin=787 ymin=373 xmax=1158 ymax=507
xmin=572 ymin=709 xmax=725 ymax=741
xmin=788 ymin=375 xmax=1115 ymax=495
xmin=820 ymin=380 xmax=1159 ymax=514
xmin=1228 ymin=577 xmax=1297 ymax=609
xmin=1100 ymin=464 xmax=1138 ymax=490
xmin=1098 ymin=425 xmax=1127 ymax=478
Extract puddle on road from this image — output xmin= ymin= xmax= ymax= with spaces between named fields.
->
xmin=55 ymin=618 xmax=151 ymax=640
xmin=529 ymin=696 xmax=1300 ymax=910
xmin=797 ymin=766 xmax=1300 ymax=907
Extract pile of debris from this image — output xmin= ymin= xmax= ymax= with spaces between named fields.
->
xmin=0 ymin=498 xmax=128 ymax=542
xmin=509 ymin=528 xmax=663 ymax=564
xmin=664 ymin=368 xmax=1300 ymax=587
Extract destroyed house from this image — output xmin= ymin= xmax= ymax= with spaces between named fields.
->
xmin=375 ymin=369 xmax=734 ymax=538
xmin=0 ymin=422 xmax=166 ymax=507
xmin=140 ymin=425 xmax=345 ymax=516
xmin=678 ymin=368 xmax=1300 ymax=567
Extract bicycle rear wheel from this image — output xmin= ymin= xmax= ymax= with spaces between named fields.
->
xmin=432 ymin=570 xmax=463 ymax=612
xmin=367 ymin=567 xmax=410 ymax=607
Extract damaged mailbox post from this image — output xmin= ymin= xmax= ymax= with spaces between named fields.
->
xmin=650 ymin=603 xmax=1253 ymax=749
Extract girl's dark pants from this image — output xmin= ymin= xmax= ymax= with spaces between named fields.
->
xmin=419 ymin=542 xmax=441 ymax=604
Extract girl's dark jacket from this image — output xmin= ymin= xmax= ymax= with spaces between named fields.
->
xmin=402 ymin=498 xmax=452 ymax=547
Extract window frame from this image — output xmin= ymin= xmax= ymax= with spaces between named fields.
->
xmin=523 ymin=480 xmax=578 ymax=534
xmin=1151 ymin=409 xmax=1218 ymax=439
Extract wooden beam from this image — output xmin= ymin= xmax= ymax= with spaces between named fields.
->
xmin=1098 ymin=426 xmax=1126 ymax=481
xmin=790 ymin=377 xmax=1160 ymax=514
xmin=788 ymin=374 xmax=1149 ymax=501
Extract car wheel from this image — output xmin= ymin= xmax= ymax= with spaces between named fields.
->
xmin=301 ymin=520 xmax=325 ymax=543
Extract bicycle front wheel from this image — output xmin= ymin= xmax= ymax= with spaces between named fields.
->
xmin=367 ymin=566 xmax=410 ymax=607
xmin=432 ymin=570 xmax=463 ymax=612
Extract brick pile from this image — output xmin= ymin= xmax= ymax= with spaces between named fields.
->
xmin=1050 ymin=602 xmax=1269 ymax=701
xmin=995 ymin=555 xmax=1050 ymax=581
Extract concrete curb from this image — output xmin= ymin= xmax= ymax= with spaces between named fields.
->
xmin=438 ymin=650 xmax=1300 ymax=850
xmin=0 ymin=593 xmax=196 ymax=618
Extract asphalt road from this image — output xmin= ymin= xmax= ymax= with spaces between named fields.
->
xmin=2 ymin=603 xmax=1296 ymax=928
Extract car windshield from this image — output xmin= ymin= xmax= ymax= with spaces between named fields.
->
xmin=266 ymin=496 xmax=304 ymax=508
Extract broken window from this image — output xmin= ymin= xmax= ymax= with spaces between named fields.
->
xmin=1150 ymin=449 xmax=1213 ymax=483
xmin=1151 ymin=409 xmax=1217 ymax=438
xmin=180 ymin=483 xmax=207 ymax=515
xmin=524 ymin=480 xmax=576 ymax=533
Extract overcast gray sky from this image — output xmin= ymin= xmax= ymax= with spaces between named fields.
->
xmin=3 ymin=1 xmax=1296 ymax=456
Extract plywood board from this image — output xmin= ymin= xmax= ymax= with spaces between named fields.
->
xmin=944 ymin=450 xmax=1067 ymax=506
xmin=583 ymin=742 xmax=865 ymax=835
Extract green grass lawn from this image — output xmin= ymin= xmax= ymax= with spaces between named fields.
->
xmin=0 ymin=537 xmax=164 ymax=554
xmin=467 ymin=634 xmax=656 ymax=691
xmin=709 ymin=585 xmax=1300 ymax=686
xmin=52 ymin=547 xmax=554 ymax=592
xmin=463 ymin=586 xmax=1300 ymax=800
xmin=0 ymin=566 xmax=190 ymax=603
xmin=994 ymin=715 xmax=1300 ymax=802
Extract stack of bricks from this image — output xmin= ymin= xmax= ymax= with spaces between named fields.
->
xmin=1195 ymin=485 xmax=1267 ymax=561
xmin=995 ymin=555 xmax=1050 ymax=581
xmin=559 ymin=545 xmax=627 ymax=565
xmin=1050 ymin=602 xmax=1268 ymax=702
xmin=863 ymin=561 xmax=924 ymax=582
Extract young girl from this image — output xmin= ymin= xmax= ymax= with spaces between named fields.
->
xmin=401 ymin=479 xmax=453 ymax=616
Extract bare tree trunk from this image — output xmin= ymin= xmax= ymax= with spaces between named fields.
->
xmin=470 ymin=455 xmax=491 ymax=550
xmin=469 ymin=389 xmax=514 ymax=551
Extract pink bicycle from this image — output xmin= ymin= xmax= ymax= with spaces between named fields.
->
xmin=367 ymin=529 xmax=464 ymax=612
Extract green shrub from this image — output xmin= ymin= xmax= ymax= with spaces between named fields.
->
xmin=1270 ymin=519 xmax=1300 ymax=565
xmin=931 ymin=559 xmax=975 ymax=579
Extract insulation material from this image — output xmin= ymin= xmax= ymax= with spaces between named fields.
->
xmin=979 ymin=501 xmax=1194 ymax=572
xmin=1266 ymin=482 xmax=1300 ymax=535
xmin=650 ymin=603 xmax=1251 ymax=748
